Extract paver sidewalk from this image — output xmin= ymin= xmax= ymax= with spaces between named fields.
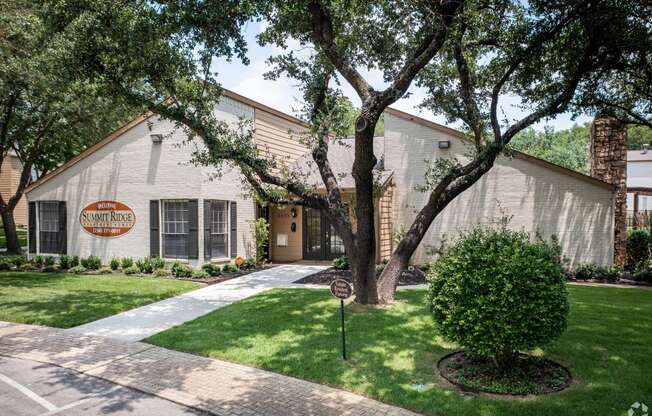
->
xmin=0 ymin=322 xmax=419 ymax=416
xmin=68 ymin=264 xmax=328 ymax=342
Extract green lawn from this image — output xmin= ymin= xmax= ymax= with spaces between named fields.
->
xmin=147 ymin=286 xmax=652 ymax=416
xmin=0 ymin=225 xmax=27 ymax=249
xmin=0 ymin=272 xmax=202 ymax=328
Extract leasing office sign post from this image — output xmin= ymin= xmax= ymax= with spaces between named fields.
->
xmin=80 ymin=201 xmax=135 ymax=237
xmin=329 ymin=279 xmax=353 ymax=360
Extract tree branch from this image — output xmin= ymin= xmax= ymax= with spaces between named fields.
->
xmin=452 ymin=23 xmax=485 ymax=147
xmin=306 ymin=0 xmax=371 ymax=101
xmin=378 ymin=0 xmax=463 ymax=109
xmin=489 ymin=0 xmax=592 ymax=141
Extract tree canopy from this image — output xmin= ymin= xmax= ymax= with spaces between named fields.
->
xmin=41 ymin=0 xmax=652 ymax=303
xmin=0 ymin=0 xmax=136 ymax=252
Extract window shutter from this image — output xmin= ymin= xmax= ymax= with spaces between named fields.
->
xmin=230 ymin=201 xmax=237 ymax=258
xmin=28 ymin=202 xmax=36 ymax=253
xmin=204 ymin=200 xmax=211 ymax=260
xmin=188 ymin=199 xmax=199 ymax=259
xmin=150 ymin=200 xmax=160 ymax=257
xmin=58 ymin=202 xmax=67 ymax=254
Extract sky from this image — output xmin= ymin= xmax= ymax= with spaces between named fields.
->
xmin=211 ymin=21 xmax=592 ymax=132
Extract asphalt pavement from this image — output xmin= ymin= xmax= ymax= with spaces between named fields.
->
xmin=0 ymin=355 xmax=208 ymax=416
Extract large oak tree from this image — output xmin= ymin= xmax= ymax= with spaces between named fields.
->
xmin=47 ymin=0 xmax=650 ymax=303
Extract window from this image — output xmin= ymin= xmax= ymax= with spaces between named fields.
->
xmin=210 ymin=201 xmax=228 ymax=258
xmin=162 ymin=200 xmax=189 ymax=259
xmin=329 ymin=224 xmax=345 ymax=256
xmin=39 ymin=201 xmax=59 ymax=254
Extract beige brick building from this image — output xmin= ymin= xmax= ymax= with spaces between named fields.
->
xmin=24 ymin=90 xmax=615 ymax=266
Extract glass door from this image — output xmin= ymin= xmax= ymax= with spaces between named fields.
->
xmin=303 ymin=207 xmax=345 ymax=260
xmin=303 ymin=207 xmax=323 ymax=260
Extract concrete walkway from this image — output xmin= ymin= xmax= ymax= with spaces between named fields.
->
xmin=68 ymin=264 xmax=328 ymax=342
xmin=0 ymin=322 xmax=419 ymax=416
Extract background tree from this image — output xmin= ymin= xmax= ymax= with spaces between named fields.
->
xmin=49 ymin=0 xmax=650 ymax=304
xmin=511 ymin=125 xmax=590 ymax=174
xmin=0 ymin=0 xmax=135 ymax=253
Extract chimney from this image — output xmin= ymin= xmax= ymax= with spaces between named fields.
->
xmin=589 ymin=115 xmax=628 ymax=267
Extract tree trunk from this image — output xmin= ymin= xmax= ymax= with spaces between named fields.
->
xmin=350 ymin=118 xmax=379 ymax=305
xmin=1 ymin=208 xmax=22 ymax=255
xmin=376 ymin=250 xmax=410 ymax=303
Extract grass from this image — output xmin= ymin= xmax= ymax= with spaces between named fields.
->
xmin=0 ymin=225 xmax=27 ymax=249
xmin=147 ymin=286 xmax=652 ymax=416
xmin=0 ymin=272 xmax=202 ymax=328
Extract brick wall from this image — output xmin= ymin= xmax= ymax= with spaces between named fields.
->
xmin=384 ymin=111 xmax=615 ymax=266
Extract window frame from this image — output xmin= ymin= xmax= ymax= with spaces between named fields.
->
xmin=160 ymin=199 xmax=190 ymax=260
xmin=37 ymin=201 xmax=61 ymax=255
xmin=208 ymin=200 xmax=230 ymax=261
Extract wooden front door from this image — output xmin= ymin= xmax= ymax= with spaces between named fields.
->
xmin=302 ymin=207 xmax=345 ymax=260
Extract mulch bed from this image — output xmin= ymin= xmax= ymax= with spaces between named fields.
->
xmin=438 ymin=351 xmax=572 ymax=397
xmin=293 ymin=266 xmax=427 ymax=286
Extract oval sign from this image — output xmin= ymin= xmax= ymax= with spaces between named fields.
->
xmin=80 ymin=200 xmax=135 ymax=238
xmin=329 ymin=279 xmax=353 ymax=300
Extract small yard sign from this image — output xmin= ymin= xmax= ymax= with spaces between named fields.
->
xmin=329 ymin=279 xmax=353 ymax=300
xmin=329 ymin=279 xmax=353 ymax=360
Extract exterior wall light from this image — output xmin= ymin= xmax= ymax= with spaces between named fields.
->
xmin=290 ymin=207 xmax=297 ymax=218
xmin=438 ymin=140 xmax=451 ymax=149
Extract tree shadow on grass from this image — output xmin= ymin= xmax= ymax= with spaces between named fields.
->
xmin=146 ymin=287 xmax=652 ymax=416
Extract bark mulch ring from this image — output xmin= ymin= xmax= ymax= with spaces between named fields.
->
xmin=293 ymin=266 xmax=427 ymax=286
xmin=178 ymin=264 xmax=279 ymax=285
xmin=438 ymin=351 xmax=572 ymax=397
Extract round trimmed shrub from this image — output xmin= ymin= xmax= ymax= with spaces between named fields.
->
xmin=428 ymin=227 xmax=569 ymax=366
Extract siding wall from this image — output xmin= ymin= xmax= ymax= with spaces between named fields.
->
xmin=384 ymin=112 xmax=615 ymax=266
xmin=26 ymin=96 xmax=307 ymax=266
xmin=0 ymin=155 xmax=27 ymax=226
xmin=378 ymin=184 xmax=393 ymax=261
xmin=254 ymin=108 xmax=309 ymax=166
xmin=269 ymin=205 xmax=303 ymax=262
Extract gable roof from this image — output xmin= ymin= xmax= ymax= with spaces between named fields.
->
xmin=25 ymin=90 xmax=615 ymax=194
xmin=384 ymin=107 xmax=615 ymax=191
xmin=293 ymin=137 xmax=391 ymax=189
xmin=25 ymin=89 xmax=309 ymax=193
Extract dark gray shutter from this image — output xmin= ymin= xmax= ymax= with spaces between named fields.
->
xmin=150 ymin=200 xmax=160 ymax=257
xmin=188 ymin=199 xmax=198 ymax=259
xmin=204 ymin=200 xmax=211 ymax=260
xmin=28 ymin=202 xmax=36 ymax=253
xmin=58 ymin=202 xmax=67 ymax=254
xmin=230 ymin=201 xmax=237 ymax=258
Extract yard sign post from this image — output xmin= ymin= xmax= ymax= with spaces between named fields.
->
xmin=329 ymin=279 xmax=353 ymax=360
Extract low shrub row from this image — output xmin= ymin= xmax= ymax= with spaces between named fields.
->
xmin=573 ymin=263 xmax=622 ymax=282
xmin=0 ymin=253 xmax=260 ymax=280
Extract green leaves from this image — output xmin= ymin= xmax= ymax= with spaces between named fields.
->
xmin=428 ymin=226 xmax=569 ymax=360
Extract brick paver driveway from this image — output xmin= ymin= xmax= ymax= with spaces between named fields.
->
xmin=0 ymin=322 xmax=420 ymax=416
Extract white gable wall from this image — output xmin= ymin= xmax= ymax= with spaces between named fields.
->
xmin=26 ymin=96 xmax=257 ymax=265
xmin=384 ymin=112 xmax=615 ymax=266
